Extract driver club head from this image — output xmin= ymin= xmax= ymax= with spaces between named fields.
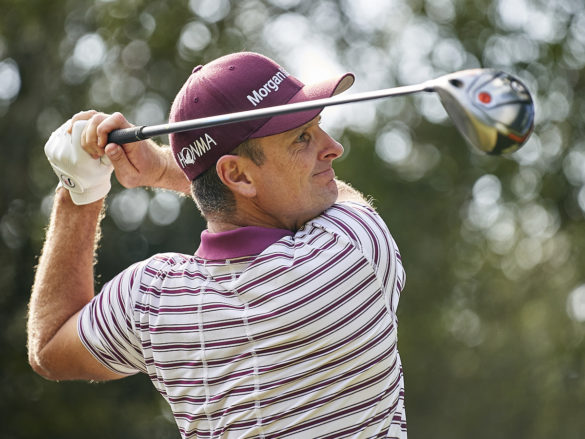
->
xmin=430 ymin=69 xmax=535 ymax=155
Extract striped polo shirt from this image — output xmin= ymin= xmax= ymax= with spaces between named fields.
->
xmin=78 ymin=201 xmax=407 ymax=438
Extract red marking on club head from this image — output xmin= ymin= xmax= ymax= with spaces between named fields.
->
xmin=478 ymin=92 xmax=492 ymax=104
xmin=508 ymin=132 xmax=525 ymax=143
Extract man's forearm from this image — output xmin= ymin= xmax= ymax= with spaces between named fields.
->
xmin=27 ymin=188 xmax=104 ymax=374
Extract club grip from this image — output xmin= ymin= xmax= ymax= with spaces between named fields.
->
xmin=107 ymin=126 xmax=146 ymax=144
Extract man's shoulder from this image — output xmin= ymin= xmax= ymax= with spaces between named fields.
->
xmin=125 ymin=252 xmax=195 ymax=280
xmin=316 ymin=201 xmax=383 ymax=226
xmin=304 ymin=201 xmax=389 ymax=243
xmin=330 ymin=200 xmax=379 ymax=215
xmin=148 ymin=252 xmax=193 ymax=265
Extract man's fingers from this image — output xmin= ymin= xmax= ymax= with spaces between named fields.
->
xmin=85 ymin=113 xmax=109 ymax=150
xmin=79 ymin=113 xmax=111 ymax=159
xmin=96 ymin=113 xmax=133 ymax=146
xmin=66 ymin=111 xmax=143 ymax=187
xmin=68 ymin=110 xmax=98 ymax=134
xmin=104 ymin=143 xmax=124 ymax=162
xmin=105 ymin=143 xmax=139 ymax=188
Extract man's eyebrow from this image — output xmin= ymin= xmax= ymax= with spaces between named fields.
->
xmin=294 ymin=116 xmax=322 ymax=135
xmin=281 ymin=115 xmax=322 ymax=144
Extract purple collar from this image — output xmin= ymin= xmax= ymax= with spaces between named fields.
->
xmin=195 ymin=226 xmax=293 ymax=260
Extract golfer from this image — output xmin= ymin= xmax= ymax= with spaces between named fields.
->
xmin=28 ymin=52 xmax=407 ymax=438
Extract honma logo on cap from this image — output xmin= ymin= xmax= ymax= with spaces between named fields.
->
xmin=177 ymin=133 xmax=218 ymax=168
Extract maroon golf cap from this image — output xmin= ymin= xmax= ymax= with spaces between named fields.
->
xmin=169 ymin=52 xmax=355 ymax=181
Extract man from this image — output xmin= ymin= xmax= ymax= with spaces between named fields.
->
xmin=28 ymin=52 xmax=407 ymax=438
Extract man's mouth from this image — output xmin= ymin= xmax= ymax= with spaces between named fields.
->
xmin=314 ymin=168 xmax=335 ymax=179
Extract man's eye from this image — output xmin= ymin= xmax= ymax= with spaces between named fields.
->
xmin=296 ymin=132 xmax=310 ymax=143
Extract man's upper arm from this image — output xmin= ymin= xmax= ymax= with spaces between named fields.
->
xmin=36 ymin=310 xmax=127 ymax=382
xmin=313 ymin=201 xmax=406 ymax=314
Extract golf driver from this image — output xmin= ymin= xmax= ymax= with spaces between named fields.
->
xmin=108 ymin=68 xmax=535 ymax=155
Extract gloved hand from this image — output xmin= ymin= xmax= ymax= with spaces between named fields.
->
xmin=44 ymin=119 xmax=114 ymax=205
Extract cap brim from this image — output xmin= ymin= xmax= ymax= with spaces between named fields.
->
xmin=250 ymin=72 xmax=355 ymax=139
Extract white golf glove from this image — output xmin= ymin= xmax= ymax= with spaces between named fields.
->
xmin=44 ymin=120 xmax=114 ymax=205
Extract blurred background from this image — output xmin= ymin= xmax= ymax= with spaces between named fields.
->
xmin=1 ymin=0 xmax=584 ymax=437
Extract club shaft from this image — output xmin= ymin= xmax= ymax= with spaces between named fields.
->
xmin=108 ymin=82 xmax=433 ymax=144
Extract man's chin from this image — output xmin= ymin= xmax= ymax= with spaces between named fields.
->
xmin=314 ymin=196 xmax=338 ymax=218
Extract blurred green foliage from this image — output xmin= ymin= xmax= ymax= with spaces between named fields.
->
xmin=1 ymin=0 xmax=584 ymax=437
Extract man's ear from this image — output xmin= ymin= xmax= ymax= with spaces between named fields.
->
xmin=216 ymin=155 xmax=257 ymax=198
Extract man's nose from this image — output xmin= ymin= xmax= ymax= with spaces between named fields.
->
xmin=317 ymin=130 xmax=344 ymax=160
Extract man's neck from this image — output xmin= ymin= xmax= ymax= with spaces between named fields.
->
xmin=206 ymin=204 xmax=293 ymax=233
xmin=206 ymin=220 xmax=242 ymax=233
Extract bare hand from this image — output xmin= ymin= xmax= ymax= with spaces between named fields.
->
xmin=70 ymin=111 xmax=167 ymax=189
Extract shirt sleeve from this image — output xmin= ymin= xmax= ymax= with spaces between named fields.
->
xmin=309 ymin=202 xmax=406 ymax=315
xmin=77 ymin=260 xmax=148 ymax=375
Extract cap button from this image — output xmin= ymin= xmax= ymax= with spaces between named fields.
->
xmin=192 ymin=65 xmax=203 ymax=74
xmin=193 ymin=97 xmax=199 ymax=103
xmin=229 ymin=66 xmax=235 ymax=70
